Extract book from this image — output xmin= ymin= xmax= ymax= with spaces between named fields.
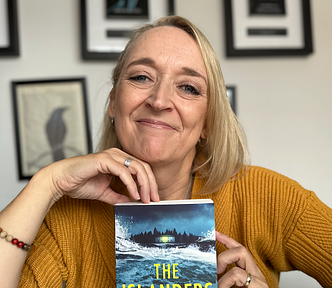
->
xmin=114 ymin=199 xmax=218 ymax=288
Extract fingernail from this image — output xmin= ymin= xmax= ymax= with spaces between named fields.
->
xmin=135 ymin=190 xmax=140 ymax=200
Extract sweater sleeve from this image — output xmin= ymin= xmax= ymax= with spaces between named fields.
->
xmin=18 ymin=215 xmax=68 ymax=287
xmin=229 ymin=166 xmax=332 ymax=288
xmin=284 ymin=191 xmax=332 ymax=288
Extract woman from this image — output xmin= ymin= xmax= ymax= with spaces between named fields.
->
xmin=0 ymin=16 xmax=331 ymax=288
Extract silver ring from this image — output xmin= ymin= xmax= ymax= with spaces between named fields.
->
xmin=244 ymin=273 xmax=252 ymax=287
xmin=124 ymin=157 xmax=132 ymax=168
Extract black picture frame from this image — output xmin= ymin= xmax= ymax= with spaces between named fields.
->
xmin=81 ymin=0 xmax=174 ymax=60
xmin=12 ymin=78 xmax=92 ymax=180
xmin=0 ymin=0 xmax=19 ymax=56
xmin=226 ymin=86 xmax=236 ymax=115
xmin=224 ymin=0 xmax=313 ymax=57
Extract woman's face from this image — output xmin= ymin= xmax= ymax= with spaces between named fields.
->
xmin=110 ymin=26 xmax=208 ymax=167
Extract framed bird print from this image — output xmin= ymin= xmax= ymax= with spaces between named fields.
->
xmin=12 ymin=78 xmax=92 ymax=180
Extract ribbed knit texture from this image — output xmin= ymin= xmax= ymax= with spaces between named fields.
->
xmin=18 ymin=166 xmax=332 ymax=288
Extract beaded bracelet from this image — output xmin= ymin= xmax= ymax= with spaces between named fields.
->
xmin=0 ymin=227 xmax=35 ymax=252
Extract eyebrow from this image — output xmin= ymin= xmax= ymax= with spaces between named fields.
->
xmin=126 ymin=57 xmax=156 ymax=69
xmin=181 ymin=67 xmax=207 ymax=84
xmin=126 ymin=57 xmax=207 ymax=83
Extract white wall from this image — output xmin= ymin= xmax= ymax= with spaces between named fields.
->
xmin=0 ymin=1 xmax=331 ymax=287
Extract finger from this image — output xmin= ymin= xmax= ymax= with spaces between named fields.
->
xmin=115 ymin=152 xmax=158 ymax=203
xmin=126 ymin=159 xmax=153 ymax=203
xmin=217 ymin=245 xmax=249 ymax=274
xmin=216 ymin=231 xmax=251 ymax=272
xmin=116 ymin=164 xmax=142 ymax=201
xmin=218 ymin=267 xmax=250 ymax=288
xmin=216 ymin=231 xmax=268 ymax=286
xmin=218 ymin=268 xmax=268 ymax=288
xmin=216 ymin=231 xmax=242 ymax=249
xmin=106 ymin=150 xmax=155 ymax=203
xmin=139 ymin=162 xmax=159 ymax=202
xmin=95 ymin=152 xmax=141 ymax=201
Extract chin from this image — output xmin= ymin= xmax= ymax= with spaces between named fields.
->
xmin=135 ymin=143 xmax=175 ymax=163
xmin=123 ymin=140 xmax=194 ymax=166
xmin=137 ymin=150 xmax=172 ymax=165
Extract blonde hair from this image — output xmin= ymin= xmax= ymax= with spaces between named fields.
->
xmin=97 ymin=15 xmax=250 ymax=195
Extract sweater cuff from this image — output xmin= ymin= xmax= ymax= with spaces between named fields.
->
xmin=285 ymin=192 xmax=332 ymax=288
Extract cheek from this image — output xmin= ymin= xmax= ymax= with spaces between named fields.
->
xmin=113 ymin=87 xmax=133 ymax=117
xmin=114 ymin=84 xmax=147 ymax=113
xmin=182 ymin=103 xmax=207 ymax=130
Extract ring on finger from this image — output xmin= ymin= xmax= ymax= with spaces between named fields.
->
xmin=244 ymin=273 xmax=251 ymax=287
xmin=124 ymin=157 xmax=132 ymax=168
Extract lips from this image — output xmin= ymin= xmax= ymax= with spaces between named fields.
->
xmin=137 ymin=118 xmax=175 ymax=130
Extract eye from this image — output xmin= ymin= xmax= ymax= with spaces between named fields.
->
xmin=129 ymin=75 xmax=149 ymax=83
xmin=181 ymin=85 xmax=200 ymax=96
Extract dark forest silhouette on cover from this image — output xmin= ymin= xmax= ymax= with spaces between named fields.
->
xmin=131 ymin=227 xmax=200 ymax=244
xmin=129 ymin=227 xmax=216 ymax=253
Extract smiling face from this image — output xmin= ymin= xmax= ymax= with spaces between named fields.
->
xmin=109 ymin=26 xmax=208 ymax=168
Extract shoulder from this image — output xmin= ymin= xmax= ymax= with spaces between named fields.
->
xmin=193 ymin=165 xmax=308 ymax=199
xmin=236 ymin=165 xmax=309 ymax=191
xmin=242 ymin=165 xmax=295 ymax=180
xmin=229 ymin=166 xmax=316 ymax=212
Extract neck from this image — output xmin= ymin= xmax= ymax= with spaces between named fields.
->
xmin=151 ymin=161 xmax=193 ymax=201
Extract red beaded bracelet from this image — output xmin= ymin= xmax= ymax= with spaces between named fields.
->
xmin=0 ymin=227 xmax=35 ymax=252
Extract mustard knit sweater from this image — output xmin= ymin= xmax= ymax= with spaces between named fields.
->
xmin=18 ymin=166 xmax=332 ymax=288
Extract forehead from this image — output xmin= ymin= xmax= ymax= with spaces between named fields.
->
xmin=136 ymin=26 xmax=196 ymax=47
xmin=125 ymin=26 xmax=206 ymax=76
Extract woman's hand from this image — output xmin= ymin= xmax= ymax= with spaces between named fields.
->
xmin=36 ymin=148 xmax=159 ymax=206
xmin=216 ymin=231 xmax=269 ymax=288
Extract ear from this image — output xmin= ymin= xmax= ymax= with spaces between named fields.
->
xmin=108 ymin=88 xmax=116 ymax=118
xmin=200 ymin=123 xmax=208 ymax=139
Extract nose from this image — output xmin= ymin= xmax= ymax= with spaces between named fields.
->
xmin=144 ymin=79 xmax=174 ymax=112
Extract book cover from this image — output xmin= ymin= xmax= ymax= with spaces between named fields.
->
xmin=114 ymin=199 xmax=218 ymax=288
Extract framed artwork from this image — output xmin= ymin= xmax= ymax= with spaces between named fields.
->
xmin=106 ymin=0 xmax=149 ymax=19
xmin=81 ymin=0 xmax=174 ymax=60
xmin=0 ymin=0 xmax=19 ymax=56
xmin=226 ymin=86 xmax=236 ymax=114
xmin=224 ymin=0 xmax=313 ymax=57
xmin=12 ymin=78 xmax=92 ymax=180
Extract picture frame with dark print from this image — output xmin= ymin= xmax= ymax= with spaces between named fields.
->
xmin=12 ymin=78 xmax=92 ymax=180
xmin=106 ymin=0 xmax=149 ymax=19
xmin=224 ymin=0 xmax=313 ymax=57
xmin=81 ymin=0 xmax=174 ymax=60
xmin=0 ymin=0 xmax=19 ymax=56
xmin=249 ymin=0 xmax=286 ymax=15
